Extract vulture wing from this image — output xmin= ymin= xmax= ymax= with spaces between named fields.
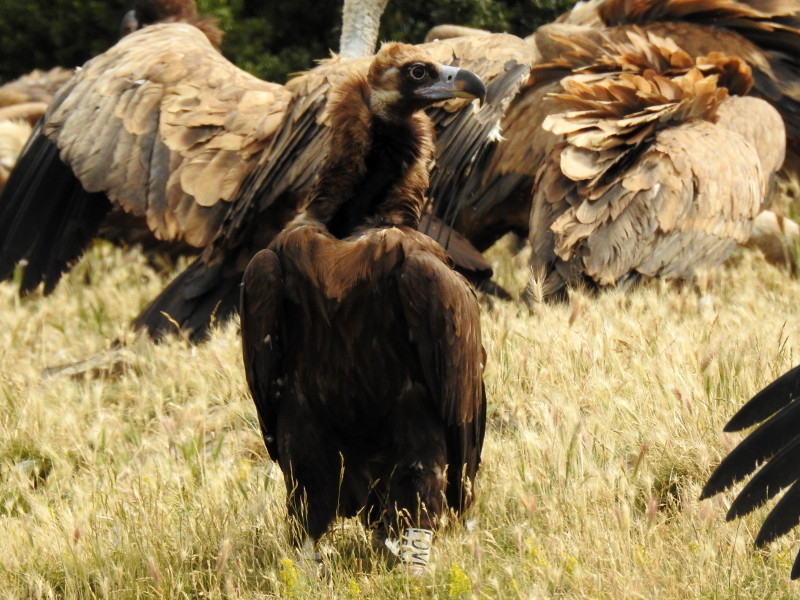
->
xmin=0 ymin=67 xmax=73 ymax=126
xmin=240 ymin=248 xmax=285 ymax=462
xmin=397 ymin=250 xmax=486 ymax=512
xmin=0 ymin=23 xmax=290 ymax=295
xmin=131 ymin=54 xmax=372 ymax=340
xmin=701 ymin=364 xmax=800 ymax=579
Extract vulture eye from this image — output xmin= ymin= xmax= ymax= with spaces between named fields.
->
xmin=408 ymin=63 xmax=428 ymax=81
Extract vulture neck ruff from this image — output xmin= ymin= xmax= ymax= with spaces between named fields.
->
xmin=306 ymin=75 xmax=429 ymax=239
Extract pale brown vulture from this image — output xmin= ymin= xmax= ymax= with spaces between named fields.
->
xmin=434 ymin=24 xmax=785 ymax=299
xmin=553 ymin=0 xmax=800 ymax=149
xmin=701 ymin=364 xmax=800 ymax=579
xmin=240 ymin=42 xmax=487 ymax=567
xmin=0 ymin=0 xmax=535 ymax=341
xmin=527 ymin=30 xmax=782 ymax=297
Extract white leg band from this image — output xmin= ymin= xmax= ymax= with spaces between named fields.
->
xmin=400 ymin=527 xmax=433 ymax=567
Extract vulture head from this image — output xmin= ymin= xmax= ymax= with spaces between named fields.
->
xmin=311 ymin=42 xmax=486 ymax=236
xmin=367 ymin=43 xmax=486 ymax=122
xmin=121 ymin=0 xmax=222 ymax=48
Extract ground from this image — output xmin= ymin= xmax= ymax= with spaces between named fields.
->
xmin=1 ymin=237 xmax=799 ymax=599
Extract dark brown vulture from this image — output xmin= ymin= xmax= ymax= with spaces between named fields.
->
xmin=701 ymin=364 xmax=800 ymax=579
xmin=0 ymin=0 xmax=534 ymax=341
xmin=240 ymin=42 xmax=487 ymax=567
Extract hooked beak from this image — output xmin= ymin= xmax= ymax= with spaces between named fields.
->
xmin=416 ymin=65 xmax=487 ymax=105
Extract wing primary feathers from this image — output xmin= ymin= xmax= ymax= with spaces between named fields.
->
xmin=725 ymin=364 xmax=800 ymax=431
xmin=0 ymin=128 xmax=111 ymax=293
xmin=702 ymin=363 xmax=800 ymax=580
xmin=131 ymin=252 xmax=242 ymax=342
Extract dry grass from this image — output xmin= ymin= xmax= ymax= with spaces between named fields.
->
xmin=1 ymin=238 xmax=800 ymax=599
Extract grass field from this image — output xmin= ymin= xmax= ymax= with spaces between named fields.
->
xmin=1 ymin=238 xmax=799 ymax=599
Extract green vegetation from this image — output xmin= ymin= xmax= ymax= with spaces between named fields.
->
xmin=0 ymin=0 xmax=576 ymax=84
xmin=1 ymin=238 xmax=799 ymax=598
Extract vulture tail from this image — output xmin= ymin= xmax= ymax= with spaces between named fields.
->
xmin=131 ymin=251 xmax=242 ymax=343
xmin=0 ymin=127 xmax=111 ymax=294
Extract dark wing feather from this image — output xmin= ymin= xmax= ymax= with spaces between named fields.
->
xmin=701 ymin=365 xmax=800 ymax=579
xmin=397 ymin=251 xmax=486 ymax=512
xmin=423 ymin=35 xmax=535 ymax=238
xmin=240 ymin=248 xmax=285 ymax=461
xmin=725 ymin=364 xmax=800 ymax=431
xmin=0 ymin=127 xmax=111 ymax=294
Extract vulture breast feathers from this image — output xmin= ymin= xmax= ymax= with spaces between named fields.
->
xmin=240 ymin=43 xmax=487 ymax=565
xmin=701 ymin=364 xmax=800 ymax=580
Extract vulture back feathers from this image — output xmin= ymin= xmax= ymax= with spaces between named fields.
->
xmin=528 ymin=31 xmax=778 ymax=296
xmin=240 ymin=43 xmax=487 ymax=565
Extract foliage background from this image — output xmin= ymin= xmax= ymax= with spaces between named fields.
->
xmin=0 ymin=0 xmax=576 ymax=84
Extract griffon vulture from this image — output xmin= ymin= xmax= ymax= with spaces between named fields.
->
xmin=552 ymin=0 xmax=800 ymax=252
xmin=436 ymin=26 xmax=784 ymax=299
xmin=701 ymin=364 xmax=800 ymax=579
xmin=240 ymin=42 xmax=487 ymax=568
xmin=0 ymin=0 xmax=534 ymax=341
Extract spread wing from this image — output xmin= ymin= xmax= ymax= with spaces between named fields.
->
xmin=422 ymin=34 xmax=536 ymax=240
xmin=701 ymin=364 xmax=800 ymax=579
xmin=398 ymin=250 xmax=486 ymax=512
xmin=240 ymin=248 xmax=285 ymax=462
xmin=45 ymin=23 xmax=289 ymax=246
xmin=0 ymin=23 xmax=290 ymax=295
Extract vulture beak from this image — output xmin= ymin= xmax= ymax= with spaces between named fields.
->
xmin=418 ymin=65 xmax=487 ymax=105
xmin=120 ymin=9 xmax=139 ymax=36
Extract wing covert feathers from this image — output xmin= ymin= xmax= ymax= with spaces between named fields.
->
xmin=43 ymin=23 xmax=290 ymax=249
xmin=398 ymin=251 xmax=486 ymax=511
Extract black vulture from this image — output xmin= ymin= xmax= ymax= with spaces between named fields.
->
xmin=240 ymin=42 xmax=487 ymax=569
